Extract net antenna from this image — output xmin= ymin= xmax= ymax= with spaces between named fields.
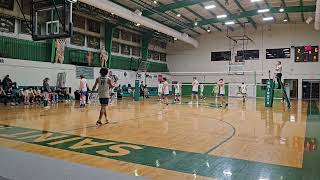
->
xmin=226 ymin=22 xmax=254 ymax=75
xmin=31 ymin=0 xmax=77 ymax=41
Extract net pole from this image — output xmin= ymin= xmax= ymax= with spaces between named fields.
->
xmin=254 ymin=71 xmax=257 ymax=85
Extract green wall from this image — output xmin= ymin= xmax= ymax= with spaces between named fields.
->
xmin=0 ymin=36 xmax=51 ymax=62
xmin=0 ymin=35 xmax=168 ymax=72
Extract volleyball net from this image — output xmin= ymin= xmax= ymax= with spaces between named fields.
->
xmin=156 ymin=71 xmax=268 ymax=99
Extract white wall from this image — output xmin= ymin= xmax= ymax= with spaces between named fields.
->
xmin=167 ymin=24 xmax=320 ymax=99
xmin=0 ymin=58 xmax=161 ymax=93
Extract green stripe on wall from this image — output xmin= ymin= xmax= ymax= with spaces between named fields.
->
xmin=0 ymin=36 xmax=51 ymax=62
xmin=0 ymin=35 xmax=169 ymax=72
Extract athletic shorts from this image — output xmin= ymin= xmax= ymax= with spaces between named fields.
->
xmin=164 ymin=94 xmax=170 ymax=97
xmin=175 ymin=93 xmax=180 ymax=96
xmin=192 ymin=91 xmax=198 ymax=95
xmin=99 ymin=98 xmax=109 ymax=105
xmin=80 ymin=91 xmax=87 ymax=96
xmin=218 ymin=94 xmax=225 ymax=97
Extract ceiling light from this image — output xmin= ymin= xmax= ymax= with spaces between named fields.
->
xmin=217 ymin=14 xmax=227 ymax=19
xmin=225 ymin=21 xmax=235 ymax=25
xmin=283 ymin=19 xmax=288 ymax=22
xmin=135 ymin=23 xmax=141 ymax=26
xmin=194 ymin=21 xmax=198 ymax=26
xmin=279 ymin=8 xmax=284 ymax=12
xmin=263 ymin=17 xmax=274 ymax=21
xmin=176 ymin=13 xmax=181 ymax=17
xmin=258 ymin=9 xmax=270 ymax=13
xmin=174 ymin=37 xmax=178 ymax=41
xmin=204 ymin=5 xmax=216 ymax=9
xmin=207 ymin=27 xmax=211 ymax=32
xmin=251 ymin=0 xmax=262 ymax=2
xmin=153 ymin=0 xmax=157 ymax=4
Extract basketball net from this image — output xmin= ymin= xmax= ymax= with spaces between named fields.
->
xmin=55 ymin=39 xmax=66 ymax=64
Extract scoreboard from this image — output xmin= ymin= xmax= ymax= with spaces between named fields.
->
xmin=295 ymin=45 xmax=319 ymax=62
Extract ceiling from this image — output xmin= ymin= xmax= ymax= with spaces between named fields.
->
xmin=113 ymin=0 xmax=317 ymax=36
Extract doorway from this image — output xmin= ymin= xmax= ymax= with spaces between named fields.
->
xmin=284 ymin=79 xmax=298 ymax=99
xmin=302 ymin=80 xmax=320 ymax=99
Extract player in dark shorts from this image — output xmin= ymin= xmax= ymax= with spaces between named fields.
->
xmin=92 ymin=68 xmax=115 ymax=126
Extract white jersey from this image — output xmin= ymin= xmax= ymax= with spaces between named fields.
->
xmin=240 ymin=84 xmax=247 ymax=94
xmin=80 ymin=78 xmax=88 ymax=92
xmin=163 ymin=81 xmax=169 ymax=95
xmin=192 ymin=80 xmax=199 ymax=92
xmin=97 ymin=77 xmax=110 ymax=98
xmin=175 ymin=84 xmax=180 ymax=94
xmin=200 ymin=84 xmax=204 ymax=93
xmin=276 ymin=64 xmax=282 ymax=73
xmin=158 ymin=83 xmax=163 ymax=94
xmin=218 ymin=82 xmax=225 ymax=95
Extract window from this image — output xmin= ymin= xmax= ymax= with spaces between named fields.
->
xmin=71 ymin=32 xmax=85 ymax=46
xmin=160 ymin=42 xmax=166 ymax=49
xmin=266 ymin=48 xmax=290 ymax=59
xmin=73 ymin=14 xmax=85 ymax=29
xmin=112 ymin=42 xmax=120 ymax=53
xmin=160 ymin=53 xmax=166 ymax=62
xmin=237 ymin=50 xmax=259 ymax=60
xmin=295 ymin=46 xmax=319 ymax=62
xmin=0 ymin=16 xmax=15 ymax=33
xmin=152 ymin=51 xmax=160 ymax=61
xmin=131 ymin=46 xmax=141 ymax=56
xmin=20 ymin=20 xmax=31 ymax=34
xmin=211 ymin=51 xmax=231 ymax=61
xmin=121 ymin=44 xmax=130 ymax=55
xmin=87 ymin=19 xmax=100 ymax=33
xmin=132 ymin=34 xmax=141 ymax=43
xmin=113 ymin=28 xmax=120 ymax=38
xmin=0 ymin=0 xmax=14 ymax=10
xmin=87 ymin=35 xmax=100 ymax=49
xmin=121 ymin=30 xmax=131 ymax=41
xmin=22 ymin=0 xmax=31 ymax=15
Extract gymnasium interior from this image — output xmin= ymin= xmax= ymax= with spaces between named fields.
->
xmin=0 ymin=0 xmax=320 ymax=180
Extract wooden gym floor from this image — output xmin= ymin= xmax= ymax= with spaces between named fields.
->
xmin=0 ymin=98 xmax=319 ymax=180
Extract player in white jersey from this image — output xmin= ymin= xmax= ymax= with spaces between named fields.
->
xmin=217 ymin=79 xmax=228 ymax=108
xmin=158 ymin=81 xmax=163 ymax=101
xmin=162 ymin=77 xmax=169 ymax=105
xmin=174 ymin=82 xmax=181 ymax=103
xmin=92 ymin=68 xmax=115 ymax=126
xmin=190 ymin=77 xmax=199 ymax=104
xmin=79 ymin=75 xmax=89 ymax=108
xmin=240 ymin=82 xmax=247 ymax=103
xmin=199 ymin=83 xmax=205 ymax=100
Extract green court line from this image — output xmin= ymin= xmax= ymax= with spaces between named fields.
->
xmin=0 ymin=102 xmax=319 ymax=179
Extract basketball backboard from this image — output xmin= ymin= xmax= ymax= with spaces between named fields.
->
xmin=31 ymin=0 xmax=74 ymax=41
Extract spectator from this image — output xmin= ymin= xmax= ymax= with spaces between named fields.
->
xmin=2 ymin=75 xmax=12 ymax=91
xmin=143 ymin=85 xmax=149 ymax=98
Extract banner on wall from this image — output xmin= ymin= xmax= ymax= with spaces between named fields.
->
xmin=76 ymin=66 xmax=94 ymax=79
xmin=57 ymin=72 xmax=67 ymax=87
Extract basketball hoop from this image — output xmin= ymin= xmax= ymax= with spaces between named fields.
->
xmin=55 ymin=38 xmax=66 ymax=64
